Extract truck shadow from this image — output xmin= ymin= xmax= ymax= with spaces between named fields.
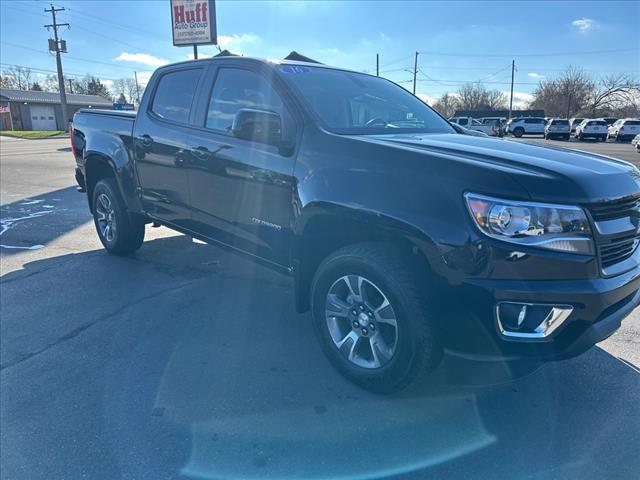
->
xmin=0 ymin=186 xmax=91 ymax=255
xmin=1 ymin=235 xmax=638 ymax=480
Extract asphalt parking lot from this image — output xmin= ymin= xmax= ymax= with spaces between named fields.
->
xmin=1 ymin=135 xmax=639 ymax=480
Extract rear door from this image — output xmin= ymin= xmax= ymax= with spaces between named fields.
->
xmin=133 ymin=66 xmax=205 ymax=226
xmin=623 ymin=120 xmax=640 ymax=136
xmin=525 ymin=118 xmax=545 ymax=134
xmin=185 ymin=62 xmax=299 ymax=267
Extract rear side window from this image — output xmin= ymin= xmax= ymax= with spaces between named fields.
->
xmin=552 ymin=120 xmax=569 ymax=125
xmin=206 ymin=68 xmax=284 ymax=132
xmin=624 ymin=120 xmax=640 ymax=126
xmin=587 ymin=121 xmax=606 ymax=126
xmin=151 ymin=69 xmax=202 ymax=124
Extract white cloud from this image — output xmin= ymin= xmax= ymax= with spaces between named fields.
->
xmin=217 ymin=33 xmax=260 ymax=54
xmin=571 ymin=18 xmax=597 ymax=33
xmin=416 ymin=93 xmax=434 ymax=105
xmin=114 ymin=52 xmax=169 ymax=67
xmin=528 ymin=72 xmax=544 ymax=78
xmin=133 ymin=71 xmax=153 ymax=86
xmin=101 ymin=79 xmax=114 ymax=88
xmin=500 ymin=91 xmax=534 ymax=109
xmin=187 ymin=53 xmax=212 ymax=60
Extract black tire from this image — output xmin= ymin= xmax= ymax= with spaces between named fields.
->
xmin=563 ymin=135 xmax=570 ymax=141
xmin=578 ymin=133 xmax=583 ymax=141
xmin=92 ymin=178 xmax=145 ymax=254
xmin=311 ymin=243 xmax=442 ymax=393
xmin=513 ymin=127 xmax=524 ymax=138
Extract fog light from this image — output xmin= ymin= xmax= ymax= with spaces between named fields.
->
xmin=496 ymin=302 xmax=573 ymax=339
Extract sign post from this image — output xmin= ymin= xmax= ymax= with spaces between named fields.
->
xmin=170 ymin=0 xmax=217 ymax=55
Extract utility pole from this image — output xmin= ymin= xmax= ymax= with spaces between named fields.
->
xmin=67 ymin=78 xmax=73 ymax=94
xmin=45 ymin=4 xmax=70 ymax=131
xmin=508 ymin=59 xmax=515 ymax=121
xmin=134 ymin=71 xmax=141 ymax=107
xmin=376 ymin=53 xmax=379 ymax=77
xmin=412 ymin=51 xmax=419 ymax=95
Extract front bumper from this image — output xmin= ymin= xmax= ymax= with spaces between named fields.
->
xmin=443 ymin=262 xmax=640 ymax=362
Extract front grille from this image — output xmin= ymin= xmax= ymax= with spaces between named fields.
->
xmin=599 ymin=235 xmax=639 ymax=268
xmin=588 ymin=195 xmax=640 ymax=222
xmin=587 ymin=195 xmax=640 ymax=269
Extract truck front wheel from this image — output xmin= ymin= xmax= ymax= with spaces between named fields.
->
xmin=311 ymin=243 xmax=442 ymax=393
xmin=92 ymin=178 xmax=145 ymax=254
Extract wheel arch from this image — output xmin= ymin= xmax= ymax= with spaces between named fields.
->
xmin=292 ymin=202 xmax=444 ymax=313
xmin=84 ymin=152 xmax=119 ymax=212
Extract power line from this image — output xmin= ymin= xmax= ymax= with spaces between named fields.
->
xmin=0 ymin=62 xmax=122 ymax=81
xmin=1 ymin=42 xmax=138 ymax=71
xmin=418 ymin=47 xmax=639 ymax=58
xmin=65 ymin=7 xmax=167 ymax=42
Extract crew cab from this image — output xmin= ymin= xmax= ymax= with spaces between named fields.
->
xmin=575 ymin=119 xmax=608 ymax=141
xmin=448 ymin=116 xmax=499 ymax=136
xmin=71 ymin=57 xmax=640 ymax=393
xmin=608 ymin=118 xmax=640 ymax=142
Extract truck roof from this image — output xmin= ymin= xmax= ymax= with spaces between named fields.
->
xmin=156 ymin=55 xmax=365 ymax=76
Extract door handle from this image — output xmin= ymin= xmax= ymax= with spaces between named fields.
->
xmin=136 ymin=134 xmax=153 ymax=148
xmin=191 ymin=146 xmax=213 ymax=161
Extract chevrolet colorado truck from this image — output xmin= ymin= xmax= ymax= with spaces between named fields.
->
xmin=71 ymin=57 xmax=640 ymax=393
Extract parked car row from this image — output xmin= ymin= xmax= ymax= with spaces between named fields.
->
xmin=502 ymin=116 xmax=640 ymax=142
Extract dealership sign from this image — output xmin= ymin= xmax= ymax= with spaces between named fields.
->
xmin=171 ymin=0 xmax=217 ymax=46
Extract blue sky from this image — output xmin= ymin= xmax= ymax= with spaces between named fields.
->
xmin=1 ymin=0 xmax=638 ymax=106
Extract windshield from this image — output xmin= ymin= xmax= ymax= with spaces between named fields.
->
xmin=278 ymin=65 xmax=454 ymax=135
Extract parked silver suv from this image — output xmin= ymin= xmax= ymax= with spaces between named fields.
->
xmin=506 ymin=117 xmax=546 ymax=137
xmin=544 ymin=118 xmax=570 ymax=141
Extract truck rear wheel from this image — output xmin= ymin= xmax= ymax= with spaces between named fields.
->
xmin=92 ymin=178 xmax=145 ymax=255
xmin=311 ymin=243 xmax=442 ymax=393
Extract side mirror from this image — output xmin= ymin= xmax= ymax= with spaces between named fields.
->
xmin=232 ymin=108 xmax=282 ymax=146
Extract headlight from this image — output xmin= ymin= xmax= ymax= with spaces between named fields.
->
xmin=464 ymin=193 xmax=594 ymax=255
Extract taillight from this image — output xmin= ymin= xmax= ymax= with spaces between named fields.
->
xmin=70 ymin=125 xmax=77 ymax=158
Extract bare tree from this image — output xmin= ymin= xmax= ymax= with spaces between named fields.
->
xmin=30 ymin=82 xmax=43 ymax=91
xmin=1 ymin=66 xmax=32 ymax=90
xmin=456 ymin=83 xmax=507 ymax=111
xmin=112 ymin=77 xmax=139 ymax=104
xmin=530 ymin=66 xmax=594 ymax=117
xmin=0 ymin=75 xmax=11 ymax=89
xmin=42 ymin=74 xmax=59 ymax=92
xmin=432 ymin=93 xmax=459 ymax=118
xmin=587 ymin=73 xmax=640 ymax=116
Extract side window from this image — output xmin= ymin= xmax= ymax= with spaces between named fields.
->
xmin=151 ymin=69 xmax=202 ymax=124
xmin=458 ymin=118 xmax=468 ymax=126
xmin=524 ymin=119 xmax=534 ymax=124
xmin=206 ymin=68 xmax=284 ymax=132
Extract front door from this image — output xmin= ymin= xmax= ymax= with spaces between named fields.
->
xmin=186 ymin=65 xmax=298 ymax=267
xmin=133 ymin=67 xmax=205 ymax=226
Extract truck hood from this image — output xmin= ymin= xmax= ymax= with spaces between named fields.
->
xmin=348 ymin=133 xmax=640 ymax=203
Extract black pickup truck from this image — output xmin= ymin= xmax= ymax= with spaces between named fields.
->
xmin=71 ymin=57 xmax=640 ymax=392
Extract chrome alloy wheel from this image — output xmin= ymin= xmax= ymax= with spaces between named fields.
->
xmin=95 ymin=193 xmax=116 ymax=243
xmin=325 ymin=275 xmax=399 ymax=369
